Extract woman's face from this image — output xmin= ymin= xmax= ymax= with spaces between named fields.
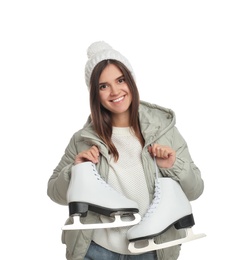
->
xmin=98 ymin=63 xmax=132 ymax=124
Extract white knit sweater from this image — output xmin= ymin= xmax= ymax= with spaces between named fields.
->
xmin=92 ymin=127 xmax=150 ymax=254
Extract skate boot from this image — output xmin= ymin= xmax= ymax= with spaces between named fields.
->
xmin=62 ymin=161 xmax=141 ymax=230
xmin=127 ymin=160 xmax=205 ymax=253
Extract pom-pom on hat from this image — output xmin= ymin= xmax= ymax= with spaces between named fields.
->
xmin=85 ymin=41 xmax=135 ymax=89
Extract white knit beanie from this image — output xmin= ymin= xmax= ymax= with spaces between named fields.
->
xmin=85 ymin=41 xmax=135 ymax=89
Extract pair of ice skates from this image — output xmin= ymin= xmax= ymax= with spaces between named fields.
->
xmin=62 ymin=161 xmax=205 ymax=253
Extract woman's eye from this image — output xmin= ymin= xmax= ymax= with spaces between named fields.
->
xmin=118 ymin=78 xmax=125 ymax=83
xmin=99 ymin=84 xmax=107 ymax=90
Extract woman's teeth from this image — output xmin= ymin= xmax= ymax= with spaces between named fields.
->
xmin=112 ymin=96 xmax=124 ymax=102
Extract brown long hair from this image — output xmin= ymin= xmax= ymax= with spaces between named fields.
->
xmin=89 ymin=59 xmax=144 ymax=161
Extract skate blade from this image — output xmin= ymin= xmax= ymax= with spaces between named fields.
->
xmin=128 ymin=227 xmax=206 ymax=253
xmin=62 ymin=213 xmax=141 ymax=230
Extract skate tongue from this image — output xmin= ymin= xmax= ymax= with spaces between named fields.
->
xmin=128 ymin=227 xmax=206 ymax=253
xmin=62 ymin=213 xmax=141 ymax=230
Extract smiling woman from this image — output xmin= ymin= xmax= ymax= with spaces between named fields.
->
xmin=98 ymin=63 xmax=133 ymax=124
xmin=47 ymin=41 xmax=204 ymax=260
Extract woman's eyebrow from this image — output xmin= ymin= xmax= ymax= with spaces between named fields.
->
xmin=99 ymin=75 xmax=124 ymax=85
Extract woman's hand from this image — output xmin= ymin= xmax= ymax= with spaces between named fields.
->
xmin=75 ymin=145 xmax=100 ymax=164
xmin=148 ymin=143 xmax=176 ymax=169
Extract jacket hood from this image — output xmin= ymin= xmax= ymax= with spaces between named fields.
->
xmin=139 ymin=100 xmax=176 ymax=144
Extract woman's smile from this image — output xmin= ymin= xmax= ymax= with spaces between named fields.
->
xmin=111 ymin=95 xmax=125 ymax=103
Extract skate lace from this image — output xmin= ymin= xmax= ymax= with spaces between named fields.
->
xmin=91 ymin=163 xmax=124 ymax=195
xmin=91 ymin=164 xmax=109 ymax=186
xmin=141 ymin=157 xmax=161 ymax=221
xmin=142 ymin=179 xmax=161 ymax=220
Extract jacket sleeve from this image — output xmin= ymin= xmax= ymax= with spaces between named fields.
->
xmin=47 ymin=134 xmax=78 ymax=205
xmin=160 ymin=126 xmax=204 ymax=201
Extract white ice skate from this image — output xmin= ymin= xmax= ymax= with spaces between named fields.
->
xmin=62 ymin=162 xmax=141 ymax=230
xmin=127 ymin=158 xmax=206 ymax=253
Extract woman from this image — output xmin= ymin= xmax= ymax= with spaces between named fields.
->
xmin=47 ymin=41 xmax=204 ymax=260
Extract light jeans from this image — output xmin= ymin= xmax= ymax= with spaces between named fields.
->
xmin=84 ymin=241 xmax=157 ymax=260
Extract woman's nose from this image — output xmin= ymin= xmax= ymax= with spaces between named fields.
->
xmin=110 ymin=84 xmax=119 ymax=95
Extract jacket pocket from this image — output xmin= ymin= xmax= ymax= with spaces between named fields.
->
xmin=61 ymin=218 xmax=81 ymax=256
xmin=62 ymin=229 xmax=81 ymax=256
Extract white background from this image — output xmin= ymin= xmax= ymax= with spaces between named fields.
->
xmin=1 ymin=0 xmax=245 ymax=259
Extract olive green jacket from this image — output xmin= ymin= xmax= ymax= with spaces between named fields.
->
xmin=47 ymin=100 xmax=204 ymax=260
